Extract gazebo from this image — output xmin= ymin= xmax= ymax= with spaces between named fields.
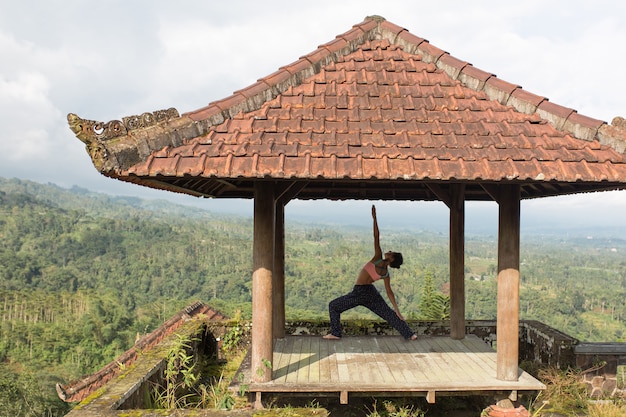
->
xmin=68 ymin=15 xmax=626 ymax=404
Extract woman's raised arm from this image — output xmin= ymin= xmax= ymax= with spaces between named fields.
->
xmin=372 ymin=205 xmax=382 ymax=259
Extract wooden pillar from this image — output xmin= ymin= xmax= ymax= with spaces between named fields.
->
xmin=273 ymin=182 xmax=306 ymax=342
xmin=496 ymin=184 xmax=521 ymax=381
xmin=252 ymin=182 xmax=275 ymax=383
xmin=273 ymin=202 xmax=285 ymax=339
xmin=449 ymin=184 xmax=466 ymax=340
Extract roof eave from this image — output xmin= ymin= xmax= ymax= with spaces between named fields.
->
xmin=66 ymin=16 xmax=626 ymax=200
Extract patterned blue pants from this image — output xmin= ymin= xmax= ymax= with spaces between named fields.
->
xmin=328 ymin=284 xmax=415 ymax=339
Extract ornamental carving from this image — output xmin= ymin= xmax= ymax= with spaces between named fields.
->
xmin=67 ymin=108 xmax=179 ymax=144
xmin=612 ymin=116 xmax=626 ymax=131
xmin=67 ymin=108 xmax=179 ymax=170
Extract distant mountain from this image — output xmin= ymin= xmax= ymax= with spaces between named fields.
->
xmin=2 ymin=176 xmax=625 ymax=238
xmin=0 ymin=177 xmax=244 ymax=222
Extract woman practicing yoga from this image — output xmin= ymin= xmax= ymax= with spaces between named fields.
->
xmin=323 ymin=205 xmax=417 ymax=340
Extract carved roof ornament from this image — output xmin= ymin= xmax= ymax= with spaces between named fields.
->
xmin=67 ymin=108 xmax=180 ymax=143
xmin=67 ymin=108 xmax=180 ymax=170
xmin=612 ymin=116 xmax=626 ymax=130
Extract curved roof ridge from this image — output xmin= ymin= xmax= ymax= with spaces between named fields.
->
xmin=375 ymin=20 xmax=614 ymax=148
xmin=185 ymin=16 xmax=380 ymax=125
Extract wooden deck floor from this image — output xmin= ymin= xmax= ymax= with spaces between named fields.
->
xmin=243 ymin=335 xmax=545 ymax=405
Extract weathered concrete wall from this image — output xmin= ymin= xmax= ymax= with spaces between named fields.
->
xmin=518 ymin=320 xmax=578 ymax=369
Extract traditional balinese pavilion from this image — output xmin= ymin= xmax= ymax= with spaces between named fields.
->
xmin=68 ymin=16 xmax=626 ymax=405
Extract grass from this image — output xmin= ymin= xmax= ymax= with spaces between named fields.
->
xmin=587 ymin=400 xmax=626 ymax=417
xmin=524 ymin=367 xmax=626 ymax=417
xmin=259 ymin=395 xmax=489 ymax=417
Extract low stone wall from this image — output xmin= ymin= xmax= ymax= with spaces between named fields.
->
xmin=518 ymin=320 xmax=578 ymax=369
xmin=575 ymin=343 xmax=626 ymax=398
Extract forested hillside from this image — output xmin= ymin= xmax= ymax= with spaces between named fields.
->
xmin=1 ymin=177 xmax=625 ymax=415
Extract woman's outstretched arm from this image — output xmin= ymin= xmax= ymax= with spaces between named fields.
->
xmin=372 ymin=205 xmax=382 ymax=260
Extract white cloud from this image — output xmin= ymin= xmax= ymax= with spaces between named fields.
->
xmin=0 ymin=0 xmax=625 ymax=226
xmin=0 ymin=70 xmax=60 ymax=158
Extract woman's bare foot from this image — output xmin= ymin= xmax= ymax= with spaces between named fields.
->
xmin=410 ymin=334 xmax=418 ymax=340
xmin=322 ymin=334 xmax=341 ymax=340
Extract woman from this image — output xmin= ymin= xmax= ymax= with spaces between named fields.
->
xmin=323 ymin=205 xmax=417 ymax=340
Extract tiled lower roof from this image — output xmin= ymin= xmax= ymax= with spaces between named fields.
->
xmin=67 ymin=16 xmax=626 ymax=200
xmin=55 ymin=302 xmax=226 ymax=403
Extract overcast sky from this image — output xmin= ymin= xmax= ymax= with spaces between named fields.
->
xmin=1 ymin=1 xmax=626 ymax=232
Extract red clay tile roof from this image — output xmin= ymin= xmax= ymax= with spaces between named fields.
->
xmin=55 ymin=302 xmax=226 ymax=403
xmin=68 ymin=15 xmax=626 ymax=201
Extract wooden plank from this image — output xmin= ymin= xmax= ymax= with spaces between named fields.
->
xmin=351 ymin=337 xmax=382 ymax=384
xmin=307 ymin=336 xmax=320 ymax=384
xmin=344 ymin=337 xmax=366 ymax=383
xmin=429 ymin=337 xmax=484 ymax=382
xmin=334 ymin=336 xmax=350 ymax=383
xmin=419 ymin=337 xmax=460 ymax=383
xmin=370 ymin=337 xmax=398 ymax=384
xmin=250 ymin=379 xmax=520 ymax=393
xmin=311 ymin=336 xmax=330 ymax=383
xmin=403 ymin=337 xmax=437 ymax=383
xmin=458 ymin=337 xmax=506 ymax=384
xmin=458 ymin=336 xmax=499 ymax=373
xmin=272 ymin=337 xmax=289 ymax=383
xmin=377 ymin=336 xmax=416 ymax=384
xmin=462 ymin=334 xmax=495 ymax=352
xmin=422 ymin=336 xmax=538 ymax=389
xmin=397 ymin=337 xmax=444 ymax=383
xmin=442 ymin=338 xmax=482 ymax=380
xmin=325 ymin=338 xmax=340 ymax=383
xmin=436 ymin=337 xmax=530 ymax=389
xmin=297 ymin=336 xmax=311 ymax=384
xmin=386 ymin=336 xmax=431 ymax=384
xmin=285 ymin=337 xmax=303 ymax=383
xmin=316 ymin=337 xmax=331 ymax=382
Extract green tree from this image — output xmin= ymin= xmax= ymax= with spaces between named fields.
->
xmin=418 ymin=271 xmax=450 ymax=320
xmin=0 ymin=364 xmax=70 ymax=417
